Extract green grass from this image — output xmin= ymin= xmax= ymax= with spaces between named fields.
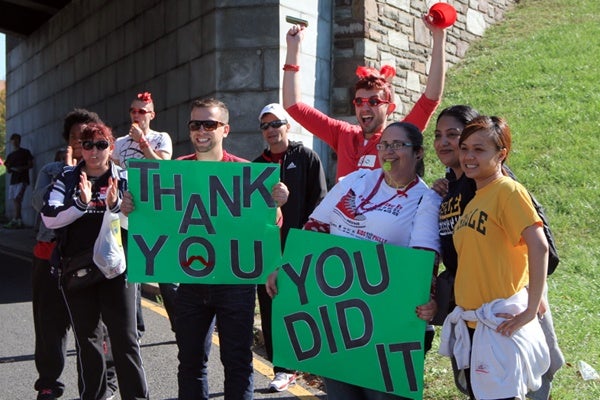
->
xmin=421 ymin=0 xmax=600 ymax=398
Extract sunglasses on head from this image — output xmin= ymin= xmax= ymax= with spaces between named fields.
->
xmin=260 ymin=120 xmax=287 ymax=130
xmin=188 ymin=120 xmax=225 ymax=132
xmin=82 ymin=140 xmax=110 ymax=151
xmin=129 ymin=108 xmax=152 ymax=115
xmin=352 ymin=96 xmax=390 ymax=107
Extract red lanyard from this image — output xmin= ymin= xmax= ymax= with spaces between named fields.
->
xmin=356 ymin=173 xmax=418 ymax=214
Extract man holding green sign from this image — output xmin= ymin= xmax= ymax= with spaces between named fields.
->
xmin=122 ymin=98 xmax=289 ymax=400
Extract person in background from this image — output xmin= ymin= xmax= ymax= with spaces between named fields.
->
xmin=42 ymin=122 xmax=148 ymax=400
xmin=440 ymin=116 xmax=551 ymax=400
xmin=432 ymin=106 xmax=563 ymax=400
xmin=4 ymin=133 xmax=34 ymax=229
xmin=31 ymin=109 xmax=119 ymax=400
xmin=267 ymin=121 xmax=439 ymax=400
xmin=111 ymin=91 xmax=176 ymax=335
xmin=282 ymin=16 xmax=447 ymax=181
xmin=253 ymin=103 xmax=327 ymax=392
xmin=112 ymin=91 xmax=173 ymax=166
xmin=122 ymin=97 xmax=289 ymax=400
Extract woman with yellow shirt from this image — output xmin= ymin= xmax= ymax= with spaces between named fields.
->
xmin=444 ymin=116 xmax=550 ymax=400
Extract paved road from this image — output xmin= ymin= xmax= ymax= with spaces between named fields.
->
xmin=0 ymin=247 xmax=326 ymax=400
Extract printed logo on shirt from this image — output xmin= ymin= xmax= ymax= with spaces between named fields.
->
xmin=474 ymin=362 xmax=490 ymax=375
xmin=286 ymin=162 xmax=297 ymax=170
xmin=357 ymin=154 xmax=376 ymax=168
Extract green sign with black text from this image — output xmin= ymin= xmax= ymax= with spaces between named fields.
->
xmin=125 ymin=159 xmax=281 ymax=284
xmin=272 ymin=229 xmax=434 ymax=399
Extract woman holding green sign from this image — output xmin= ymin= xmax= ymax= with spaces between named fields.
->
xmin=268 ymin=121 xmax=440 ymax=399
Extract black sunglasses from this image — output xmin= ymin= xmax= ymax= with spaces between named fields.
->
xmin=188 ymin=120 xmax=225 ymax=132
xmin=260 ymin=120 xmax=288 ymax=130
xmin=82 ymin=140 xmax=110 ymax=151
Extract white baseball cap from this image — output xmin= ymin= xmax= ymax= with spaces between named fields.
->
xmin=258 ymin=103 xmax=290 ymax=122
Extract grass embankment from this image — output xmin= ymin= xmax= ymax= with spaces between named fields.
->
xmin=422 ymin=0 xmax=600 ymax=398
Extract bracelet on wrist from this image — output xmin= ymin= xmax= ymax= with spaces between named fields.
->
xmin=283 ymin=64 xmax=300 ymax=72
xmin=139 ymin=138 xmax=149 ymax=150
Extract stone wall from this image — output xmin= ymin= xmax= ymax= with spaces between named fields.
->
xmin=331 ymin=0 xmax=517 ymax=119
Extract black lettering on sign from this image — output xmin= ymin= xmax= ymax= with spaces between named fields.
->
xmin=354 ymin=243 xmax=390 ymax=295
xmin=316 ymin=247 xmax=353 ymax=297
xmin=230 ymin=240 xmax=263 ymax=279
xmin=337 ymin=299 xmax=373 ymax=349
xmin=389 ymin=341 xmax=421 ymax=392
xmin=243 ymin=166 xmax=277 ymax=207
xmin=284 ymin=312 xmax=322 ymax=361
xmin=209 ymin=175 xmax=241 ymax=217
xmin=281 ymin=255 xmax=312 ymax=305
xmin=133 ymin=234 xmax=168 ymax=275
xmin=153 ymin=173 xmax=183 ymax=211
xmin=128 ymin=160 xmax=159 ymax=202
xmin=179 ymin=194 xmax=215 ymax=235
xmin=318 ymin=305 xmax=338 ymax=354
xmin=179 ymin=236 xmax=216 ymax=277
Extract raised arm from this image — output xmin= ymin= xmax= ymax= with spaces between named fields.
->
xmin=282 ymin=25 xmax=306 ymax=108
xmin=422 ymin=16 xmax=447 ymax=102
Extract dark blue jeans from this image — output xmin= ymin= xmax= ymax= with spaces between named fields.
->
xmin=176 ymin=283 xmax=255 ymax=400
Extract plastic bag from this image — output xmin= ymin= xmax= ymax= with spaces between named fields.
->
xmin=93 ymin=203 xmax=126 ymax=279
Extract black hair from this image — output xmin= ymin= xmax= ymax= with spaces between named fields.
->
xmin=436 ymin=105 xmax=480 ymax=127
xmin=62 ymin=108 xmax=103 ymax=142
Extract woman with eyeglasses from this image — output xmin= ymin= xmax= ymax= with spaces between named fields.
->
xmin=267 ymin=121 xmax=440 ymax=400
xmin=42 ymin=123 xmax=149 ymax=400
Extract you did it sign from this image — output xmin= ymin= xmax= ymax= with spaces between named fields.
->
xmin=272 ymin=229 xmax=434 ymax=398
xmin=125 ymin=159 xmax=281 ymax=284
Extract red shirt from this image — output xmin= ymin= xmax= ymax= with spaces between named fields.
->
xmin=286 ymin=93 xmax=439 ymax=181
xmin=177 ymin=150 xmax=248 ymax=163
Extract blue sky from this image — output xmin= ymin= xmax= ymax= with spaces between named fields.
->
xmin=1 ymin=33 xmax=5 ymax=80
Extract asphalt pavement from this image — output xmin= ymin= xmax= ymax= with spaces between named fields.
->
xmin=0 ymin=224 xmax=326 ymax=399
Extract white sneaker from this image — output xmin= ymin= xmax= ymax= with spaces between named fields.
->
xmin=269 ymin=372 xmax=297 ymax=392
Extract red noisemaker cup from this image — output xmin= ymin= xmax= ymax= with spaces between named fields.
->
xmin=426 ymin=2 xmax=457 ymax=29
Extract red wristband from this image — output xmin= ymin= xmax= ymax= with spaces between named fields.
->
xmin=283 ymin=64 xmax=300 ymax=72
xmin=139 ymin=138 xmax=149 ymax=150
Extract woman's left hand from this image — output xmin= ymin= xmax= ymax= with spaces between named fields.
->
xmin=106 ymin=176 xmax=119 ymax=208
xmin=495 ymin=308 xmax=537 ymax=336
xmin=416 ymin=298 xmax=438 ymax=322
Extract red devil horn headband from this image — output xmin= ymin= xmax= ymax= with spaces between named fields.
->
xmin=355 ymin=65 xmax=396 ymax=83
xmin=137 ymin=91 xmax=153 ymax=103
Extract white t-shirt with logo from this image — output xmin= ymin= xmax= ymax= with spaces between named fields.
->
xmin=112 ymin=129 xmax=172 ymax=167
xmin=309 ymin=168 xmax=441 ymax=252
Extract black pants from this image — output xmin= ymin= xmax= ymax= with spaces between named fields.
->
xmin=63 ymin=273 xmax=148 ymax=400
xmin=32 ymin=256 xmax=71 ymax=396
xmin=257 ymin=284 xmax=296 ymax=375
xmin=159 ymin=283 xmax=179 ymax=332
xmin=32 ymin=256 xmax=117 ymax=396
